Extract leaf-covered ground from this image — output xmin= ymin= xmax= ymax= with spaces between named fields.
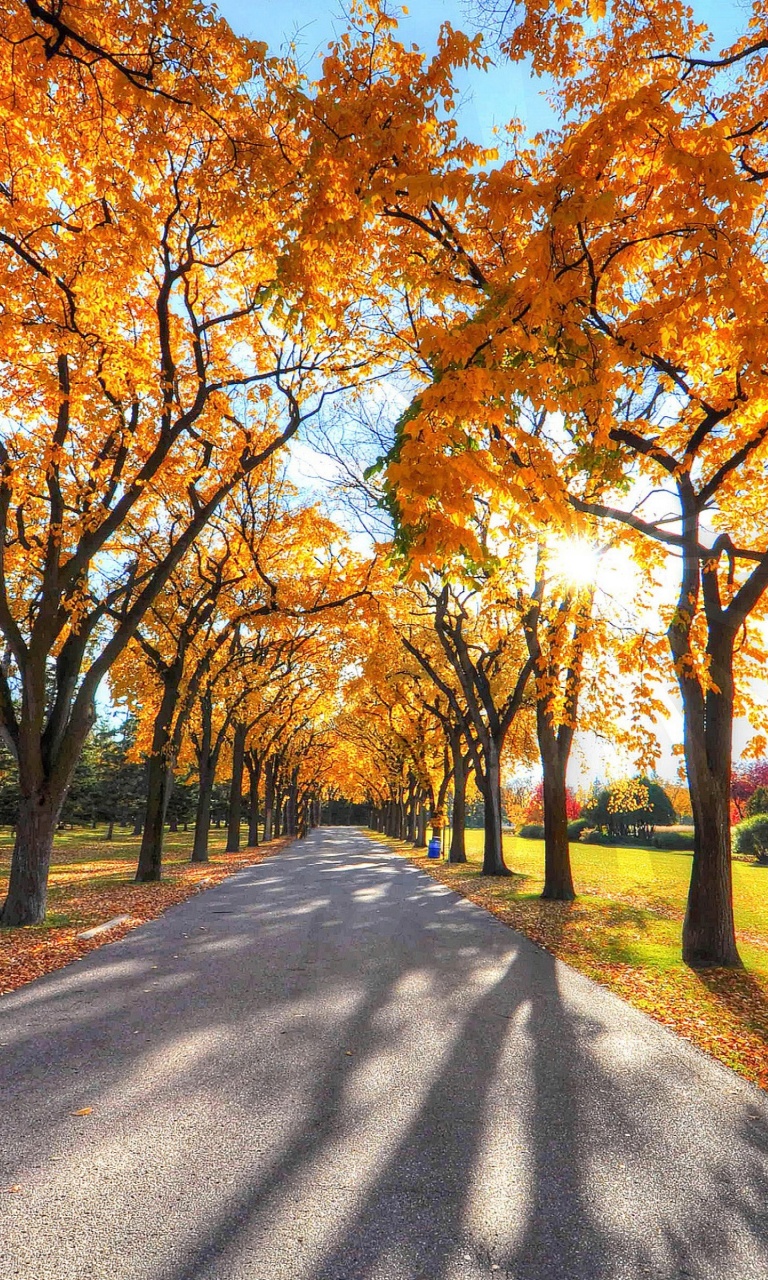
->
xmin=377 ymin=830 xmax=768 ymax=1092
xmin=0 ymin=827 xmax=288 ymax=996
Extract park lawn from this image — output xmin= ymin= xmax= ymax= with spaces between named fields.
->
xmin=0 ymin=826 xmax=288 ymax=996
xmin=379 ymin=829 xmax=768 ymax=1092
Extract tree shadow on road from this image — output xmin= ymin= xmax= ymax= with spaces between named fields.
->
xmin=1 ymin=829 xmax=768 ymax=1280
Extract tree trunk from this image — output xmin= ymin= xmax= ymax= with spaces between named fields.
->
xmin=406 ymin=778 xmax=418 ymax=843
xmin=679 ymin=625 xmax=741 ymax=967
xmin=192 ymin=771 xmax=213 ymax=863
xmin=416 ymin=798 xmax=428 ymax=848
xmin=247 ymin=753 xmax=260 ymax=847
xmin=449 ymin=731 xmax=467 ymax=864
xmin=286 ymin=768 xmax=299 ymax=837
xmin=106 ymin=819 xmax=114 ymax=841
xmin=298 ymin=790 xmax=309 ymax=837
xmin=136 ymin=669 xmax=180 ymax=883
xmin=0 ymin=792 xmax=60 ymax=925
xmin=263 ymin=756 xmax=275 ymax=842
xmin=539 ymin=711 xmax=575 ymax=901
xmin=480 ymin=740 xmax=508 ymax=876
xmin=191 ymin=695 xmax=215 ymax=864
xmin=397 ymin=790 xmax=407 ymax=840
xmin=226 ymin=721 xmax=247 ymax=854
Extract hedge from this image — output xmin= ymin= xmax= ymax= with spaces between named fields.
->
xmin=733 ymin=814 xmax=768 ymax=863
xmin=568 ymin=818 xmax=589 ymax=839
xmin=652 ymin=831 xmax=695 ymax=851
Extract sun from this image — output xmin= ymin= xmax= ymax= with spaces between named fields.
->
xmin=549 ymin=538 xmax=601 ymax=588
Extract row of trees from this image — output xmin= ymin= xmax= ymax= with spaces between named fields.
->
xmin=313 ymin=0 xmax=768 ymax=968
xmin=2 ymin=1 xmax=768 ymax=974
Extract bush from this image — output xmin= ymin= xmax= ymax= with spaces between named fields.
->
xmin=733 ymin=814 xmax=768 ymax=863
xmin=652 ymin=830 xmax=695 ymax=851
xmin=746 ymin=786 xmax=768 ymax=818
xmin=518 ymin=823 xmax=545 ymax=839
xmin=579 ymin=828 xmax=612 ymax=845
xmin=580 ymin=775 xmax=676 ymax=840
xmin=568 ymin=818 xmax=589 ymax=839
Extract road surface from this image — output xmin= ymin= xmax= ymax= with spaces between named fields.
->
xmin=1 ymin=827 xmax=767 ymax=1279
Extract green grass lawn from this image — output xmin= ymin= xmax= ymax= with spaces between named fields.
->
xmin=462 ymin=829 xmax=768 ymax=978
xmin=0 ymin=823 xmax=233 ymax=859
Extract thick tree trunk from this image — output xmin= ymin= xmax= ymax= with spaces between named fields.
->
xmin=539 ymin=712 xmax=575 ymax=901
xmin=448 ymin=729 xmax=467 ymax=864
xmin=416 ymin=798 xmax=428 ymax=848
xmin=397 ymin=791 xmax=407 ymax=840
xmin=263 ymin=757 xmax=275 ymax=842
xmin=191 ymin=697 xmax=215 ymax=864
xmin=226 ymin=721 xmax=247 ymax=854
xmin=246 ymin=754 xmax=260 ymax=847
xmin=298 ymin=790 xmax=309 ymax=837
xmin=1 ymin=693 xmax=94 ymax=925
xmin=286 ymin=768 xmax=299 ymax=837
xmin=0 ymin=792 xmax=60 ymax=925
xmin=481 ymin=740 xmax=509 ymax=876
xmin=192 ymin=771 xmax=213 ymax=862
xmin=136 ymin=671 xmax=180 ymax=883
xmin=407 ymin=781 xmax=418 ymax=843
xmin=678 ymin=625 xmax=741 ymax=967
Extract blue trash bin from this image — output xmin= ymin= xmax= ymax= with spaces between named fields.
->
xmin=427 ymin=836 xmax=441 ymax=859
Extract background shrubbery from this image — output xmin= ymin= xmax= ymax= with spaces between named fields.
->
xmin=733 ymin=814 xmax=768 ymax=864
xmin=652 ymin=830 xmax=695 ymax=851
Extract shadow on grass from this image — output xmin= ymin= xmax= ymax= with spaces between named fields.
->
xmin=695 ymin=965 xmax=768 ymax=1043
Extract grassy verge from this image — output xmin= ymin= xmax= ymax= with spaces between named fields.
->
xmin=0 ymin=826 xmax=289 ymax=996
xmin=373 ymin=828 xmax=768 ymax=1091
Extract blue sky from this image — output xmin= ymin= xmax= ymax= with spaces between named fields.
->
xmin=216 ymin=1 xmax=746 ymax=146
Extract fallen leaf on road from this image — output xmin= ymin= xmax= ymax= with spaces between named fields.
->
xmin=70 ymin=1107 xmax=93 ymax=1116
xmin=2 ymin=1185 xmax=22 ymax=1193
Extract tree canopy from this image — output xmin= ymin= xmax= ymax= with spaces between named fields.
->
xmin=0 ymin=0 xmax=766 ymax=971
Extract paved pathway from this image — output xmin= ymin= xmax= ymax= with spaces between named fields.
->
xmin=1 ymin=828 xmax=767 ymax=1279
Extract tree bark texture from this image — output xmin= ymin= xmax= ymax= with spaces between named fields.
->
xmin=226 ymin=721 xmax=247 ymax=854
xmin=136 ymin=665 xmax=181 ymax=883
xmin=448 ymin=730 xmax=467 ymax=864
xmin=481 ymin=741 xmax=508 ymax=876
xmin=1 ymin=793 xmax=61 ymax=925
xmin=538 ymin=708 xmax=576 ymax=902
xmin=677 ymin=620 xmax=741 ymax=967
xmin=263 ymin=756 xmax=275 ymax=842
xmin=246 ymin=753 xmax=261 ymax=847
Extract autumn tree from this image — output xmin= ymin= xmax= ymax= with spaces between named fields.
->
xmin=308 ymin=1 xmax=768 ymax=965
xmin=0 ymin=1 xmax=388 ymax=924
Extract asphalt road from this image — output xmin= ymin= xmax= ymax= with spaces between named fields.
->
xmin=1 ymin=828 xmax=767 ymax=1280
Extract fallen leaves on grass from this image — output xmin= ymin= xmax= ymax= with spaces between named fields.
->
xmin=0 ymin=838 xmax=290 ymax=996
